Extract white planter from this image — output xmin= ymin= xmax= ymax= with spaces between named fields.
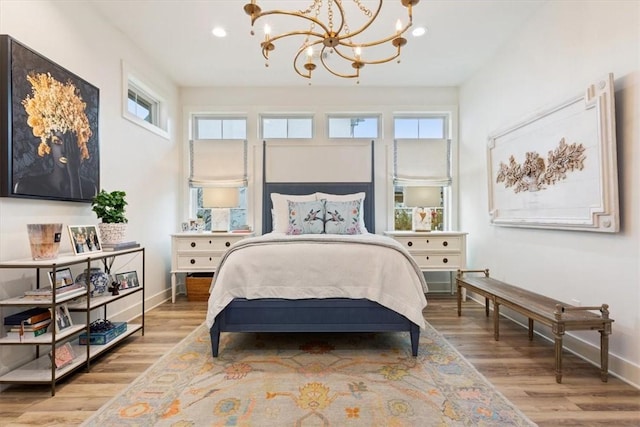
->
xmin=98 ymin=223 xmax=127 ymax=245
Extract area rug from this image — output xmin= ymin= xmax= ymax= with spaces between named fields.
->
xmin=82 ymin=323 xmax=536 ymax=426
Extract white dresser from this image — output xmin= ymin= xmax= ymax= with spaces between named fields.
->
xmin=170 ymin=232 xmax=253 ymax=303
xmin=384 ymin=231 xmax=467 ymax=294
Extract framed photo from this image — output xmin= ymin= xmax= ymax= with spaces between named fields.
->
xmin=115 ymin=271 xmax=139 ymax=290
xmin=50 ymin=342 xmax=76 ymax=369
xmin=0 ymin=35 xmax=100 ymax=202
xmin=48 ymin=267 xmax=74 ymax=289
xmin=68 ymin=225 xmax=102 ymax=255
xmin=487 ymin=73 xmax=619 ymax=233
xmin=53 ymin=304 xmax=73 ymax=332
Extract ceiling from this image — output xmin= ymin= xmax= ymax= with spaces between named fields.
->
xmin=87 ymin=0 xmax=545 ymax=88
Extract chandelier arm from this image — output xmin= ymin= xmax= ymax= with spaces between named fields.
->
xmin=251 ymin=9 xmax=332 ymax=38
xmin=337 ymin=21 xmax=413 ymax=49
xmin=319 ymin=46 xmax=359 ymax=79
xmin=331 ymin=43 xmax=403 ymax=66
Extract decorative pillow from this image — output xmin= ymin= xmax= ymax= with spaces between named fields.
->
xmin=323 ymin=199 xmax=363 ymax=235
xmin=286 ymin=200 xmax=325 ymax=235
xmin=271 ymin=193 xmax=316 ymax=233
xmin=316 ymin=192 xmax=367 ymax=232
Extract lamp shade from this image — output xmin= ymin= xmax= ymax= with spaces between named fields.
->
xmin=404 ymin=186 xmax=441 ymax=208
xmin=202 ymin=187 xmax=239 ymax=208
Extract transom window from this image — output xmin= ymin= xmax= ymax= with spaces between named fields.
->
xmin=328 ymin=115 xmax=379 ymax=138
xmin=394 ymin=116 xmax=446 ymax=139
xmin=261 ymin=115 xmax=313 ymax=139
xmin=194 ymin=117 xmax=247 ymax=140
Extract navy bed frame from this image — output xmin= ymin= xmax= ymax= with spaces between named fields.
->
xmin=209 ymin=142 xmax=420 ymax=357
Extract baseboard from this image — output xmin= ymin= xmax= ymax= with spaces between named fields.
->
xmin=465 ymin=294 xmax=640 ymax=389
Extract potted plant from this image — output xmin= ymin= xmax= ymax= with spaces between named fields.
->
xmin=91 ymin=190 xmax=128 ymax=245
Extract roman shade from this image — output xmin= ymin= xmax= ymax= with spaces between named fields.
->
xmin=393 ymin=138 xmax=451 ymax=186
xmin=189 ymin=139 xmax=247 ymax=187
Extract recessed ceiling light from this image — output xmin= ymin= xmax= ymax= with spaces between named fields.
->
xmin=212 ymin=27 xmax=227 ymax=37
xmin=412 ymin=27 xmax=426 ymax=37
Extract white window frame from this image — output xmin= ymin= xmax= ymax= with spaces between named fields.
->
xmin=327 ymin=114 xmax=381 ymax=139
xmin=260 ymin=114 xmax=314 ymax=139
xmin=122 ymin=61 xmax=169 ymax=139
xmin=193 ymin=115 xmax=248 ymax=140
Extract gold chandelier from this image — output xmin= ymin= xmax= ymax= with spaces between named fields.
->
xmin=243 ymin=0 xmax=420 ymax=82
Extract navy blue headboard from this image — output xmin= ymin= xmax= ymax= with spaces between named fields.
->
xmin=262 ymin=142 xmax=375 ymax=234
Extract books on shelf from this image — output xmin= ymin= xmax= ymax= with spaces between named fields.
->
xmin=101 ymin=241 xmax=140 ymax=252
xmin=6 ymin=321 xmax=51 ymax=339
xmin=22 ymin=283 xmax=86 ymax=300
xmin=4 ymin=307 xmax=51 ymax=326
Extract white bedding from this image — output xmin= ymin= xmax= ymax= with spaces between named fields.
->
xmin=206 ymin=232 xmax=428 ymax=330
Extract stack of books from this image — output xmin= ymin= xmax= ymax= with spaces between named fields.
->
xmin=4 ymin=307 xmax=52 ymax=339
xmin=102 ymin=241 xmax=140 ymax=252
xmin=22 ymin=282 xmax=86 ymax=300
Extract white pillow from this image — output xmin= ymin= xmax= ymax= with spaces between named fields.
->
xmin=315 ymin=192 xmax=367 ymax=232
xmin=271 ymin=193 xmax=316 ymax=233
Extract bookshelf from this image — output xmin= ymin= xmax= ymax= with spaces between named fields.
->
xmin=0 ymin=247 xmax=145 ymax=396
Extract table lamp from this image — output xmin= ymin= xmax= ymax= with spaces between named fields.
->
xmin=403 ymin=186 xmax=441 ymax=231
xmin=202 ymin=187 xmax=239 ymax=232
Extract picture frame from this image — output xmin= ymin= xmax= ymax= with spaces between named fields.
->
xmin=50 ymin=342 xmax=76 ymax=369
xmin=487 ymin=73 xmax=619 ymax=233
xmin=0 ymin=34 xmax=100 ymax=202
xmin=48 ymin=267 xmax=74 ymax=289
xmin=53 ymin=304 xmax=73 ymax=332
xmin=115 ymin=271 xmax=139 ymax=290
xmin=68 ymin=225 xmax=102 ymax=255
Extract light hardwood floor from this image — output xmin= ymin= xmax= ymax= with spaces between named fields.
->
xmin=0 ymin=295 xmax=638 ymax=426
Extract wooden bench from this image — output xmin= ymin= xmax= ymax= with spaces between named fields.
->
xmin=456 ymin=269 xmax=613 ymax=383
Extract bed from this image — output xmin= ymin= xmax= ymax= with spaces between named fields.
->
xmin=207 ymin=141 xmax=428 ymax=357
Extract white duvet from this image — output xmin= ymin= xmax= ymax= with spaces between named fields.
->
xmin=206 ymin=232 xmax=428 ymax=330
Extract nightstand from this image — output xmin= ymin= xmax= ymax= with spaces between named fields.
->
xmin=170 ymin=232 xmax=254 ymax=303
xmin=384 ymin=231 xmax=467 ymax=294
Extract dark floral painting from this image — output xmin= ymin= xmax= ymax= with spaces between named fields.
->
xmin=0 ymin=35 xmax=99 ymax=202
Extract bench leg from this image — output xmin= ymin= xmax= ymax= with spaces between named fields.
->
xmin=528 ymin=318 xmax=534 ymax=340
xmin=485 ymin=297 xmax=490 ymax=317
xmin=600 ymin=328 xmax=610 ymax=382
xmin=493 ymin=300 xmax=500 ymax=341
xmin=554 ymin=331 xmax=564 ymax=383
xmin=457 ymin=282 xmax=462 ymax=316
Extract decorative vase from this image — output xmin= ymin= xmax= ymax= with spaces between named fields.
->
xmin=75 ymin=267 xmax=110 ymax=296
xmin=26 ymin=223 xmax=63 ymax=260
xmin=98 ymin=223 xmax=127 ymax=245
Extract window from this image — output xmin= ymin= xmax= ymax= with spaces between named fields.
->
xmin=328 ymin=115 xmax=379 ymax=138
xmin=127 ymin=85 xmax=156 ymax=124
xmin=393 ymin=114 xmax=451 ymax=231
xmin=122 ymin=62 xmax=169 ymax=139
xmin=190 ymin=115 xmax=248 ymax=230
xmin=261 ymin=115 xmax=313 ymax=139
xmin=394 ymin=116 xmax=445 ymax=139
xmin=195 ymin=117 xmax=247 ymax=140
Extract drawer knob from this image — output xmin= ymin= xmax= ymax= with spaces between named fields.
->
xmin=443 ymin=258 xmax=448 ymax=263
xmin=225 ymin=241 xmax=231 ymax=247
xmin=190 ymin=242 xmax=196 ymax=248
xmin=426 ymin=240 xmax=429 ymax=244
xmin=407 ymin=241 xmax=413 ymax=247
xmin=443 ymin=241 xmax=448 ymax=247
xmin=190 ymin=259 xmax=196 ymax=264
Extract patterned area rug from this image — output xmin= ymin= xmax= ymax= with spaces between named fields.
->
xmin=83 ymin=322 xmax=536 ymax=426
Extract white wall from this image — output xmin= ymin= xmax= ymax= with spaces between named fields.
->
xmin=459 ymin=1 xmax=639 ymax=386
xmin=0 ymin=1 xmax=180 ymax=378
